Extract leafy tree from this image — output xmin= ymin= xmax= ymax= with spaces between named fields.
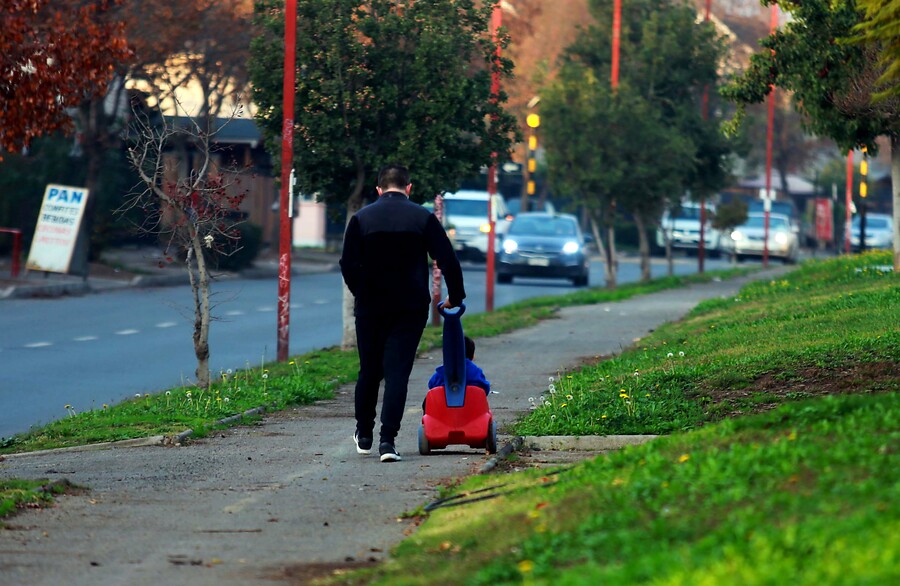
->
xmin=250 ymin=0 xmax=518 ymax=347
xmin=0 ymin=0 xmax=131 ymax=155
xmin=541 ymin=0 xmax=730 ymax=283
xmin=723 ymin=0 xmax=900 ymax=270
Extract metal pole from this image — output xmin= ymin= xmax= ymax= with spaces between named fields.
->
xmin=486 ymin=2 xmax=502 ymax=313
xmin=698 ymin=0 xmax=712 ymax=274
xmin=763 ymin=4 xmax=777 ymax=268
xmin=277 ymin=0 xmax=297 ymax=362
xmin=845 ymin=151 xmax=853 ymax=254
xmin=611 ymin=0 xmax=621 ymax=89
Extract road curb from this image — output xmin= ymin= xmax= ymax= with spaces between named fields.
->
xmin=479 ymin=434 xmax=659 ymax=473
xmin=1 ymin=435 xmax=168 ymax=458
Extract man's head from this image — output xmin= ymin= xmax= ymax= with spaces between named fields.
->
xmin=377 ymin=164 xmax=411 ymax=196
xmin=464 ymin=336 xmax=475 ymax=361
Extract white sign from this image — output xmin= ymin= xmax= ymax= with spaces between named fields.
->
xmin=26 ymin=184 xmax=91 ymax=274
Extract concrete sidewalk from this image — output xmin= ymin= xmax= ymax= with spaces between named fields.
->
xmin=0 ymin=266 xmax=791 ymax=586
xmin=0 ymin=246 xmax=340 ymax=300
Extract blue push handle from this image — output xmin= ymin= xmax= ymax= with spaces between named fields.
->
xmin=438 ymin=302 xmax=467 ymax=407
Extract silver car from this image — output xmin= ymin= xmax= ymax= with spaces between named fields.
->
xmin=728 ymin=212 xmax=799 ymax=264
xmin=851 ymin=213 xmax=894 ymax=251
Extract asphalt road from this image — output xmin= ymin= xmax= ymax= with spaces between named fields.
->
xmin=0 ymin=266 xmax=791 ymax=586
xmin=0 ymin=255 xmax=733 ymax=437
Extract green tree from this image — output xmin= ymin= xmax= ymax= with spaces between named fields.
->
xmin=852 ymin=0 xmax=900 ymax=101
xmin=541 ymin=0 xmax=730 ymax=284
xmin=250 ymin=0 xmax=518 ymax=346
xmin=723 ymin=0 xmax=900 ymax=270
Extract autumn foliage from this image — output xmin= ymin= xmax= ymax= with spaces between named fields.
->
xmin=0 ymin=0 xmax=131 ymax=153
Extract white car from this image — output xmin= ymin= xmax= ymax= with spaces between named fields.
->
xmin=656 ymin=202 xmax=722 ymax=256
xmin=440 ymin=190 xmax=511 ymax=260
xmin=728 ymin=212 xmax=799 ymax=263
xmin=851 ymin=213 xmax=894 ymax=251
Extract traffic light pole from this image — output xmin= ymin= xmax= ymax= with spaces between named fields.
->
xmin=277 ymin=0 xmax=296 ymax=362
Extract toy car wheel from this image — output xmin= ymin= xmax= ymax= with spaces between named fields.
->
xmin=418 ymin=425 xmax=431 ymax=455
xmin=485 ymin=420 xmax=497 ymax=454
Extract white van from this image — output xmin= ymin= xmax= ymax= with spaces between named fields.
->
xmin=656 ymin=202 xmax=722 ymax=256
xmin=441 ymin=190 xmax=511 ymax=260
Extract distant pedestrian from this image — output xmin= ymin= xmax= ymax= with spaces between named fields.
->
xmin=340 ymin=164 xmax=466 ymax=462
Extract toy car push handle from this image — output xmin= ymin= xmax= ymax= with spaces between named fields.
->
xmin=438 ymin=302 xmax=467 ymax=407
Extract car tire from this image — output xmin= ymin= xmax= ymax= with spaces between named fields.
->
xmin=497 ymin=273 xmax=512 ymax=284
xmin=572 ymin=273 xmax=589 ymax=287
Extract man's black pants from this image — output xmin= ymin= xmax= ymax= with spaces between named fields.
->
xmin=354 ymin=311 xmax=426 ymax=444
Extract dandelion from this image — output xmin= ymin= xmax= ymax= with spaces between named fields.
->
xmin=528 ymin=397 xmax=535 ymax=404
xmin=566 ymin=375 xmax=573 ymax=379
xmin=102 ymin=404 xmax=108 ymax=410
xmin=226 ymin=369 xmax=233 ymax=375
xmin=645 ymin=393 xmax=651 ymax=398
xmin=64 ymin=404 xmax=71 ymax=410
xmin=633 ymin=371 xmax=640 ymax=377
xmin=262 ymin=373 xmax=269 ymax=380
xmin=224 ymin=397 xmax=230 ymax=403
xmin=165 ymin=391 xmax=171 ymax=396
xmin=679 ymin=351 xmax=685 ymax=357
xmin=561 ymin=403 xmax=567 ymax=408
xmin=549 ymin=376 xmax=554 ymax=383
xmin=518 ymin=560 xmax=535 ymax=574
xmin=186 ymin=391 xmax=193 ymax=399
xmin=135 ymin=393 xmax=141 ymax=398
xmin=601 ymin=414 xmax=607 ymax=419
xmin=549 ymin=385 xmax=556 ymax=394
xmin=289 ymin=361 xmax=295 ymax=365
xmin=678 ymin=454 xmax=690 ymax=463
xmin=551 ymin=414 xmax=556 ymax=420
xmin=144 ymin=394 xmax=150 ymax=398
xmin=566 ymin=394 xmax=573 ymax=401
xmin=667 ymin=352 xmax=674 ymax=358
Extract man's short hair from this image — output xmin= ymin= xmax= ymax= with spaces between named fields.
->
xmin=377 ymin=164 xmax=410 ymax=190
xmin=464 ymin=336 xmax=475 ymax=361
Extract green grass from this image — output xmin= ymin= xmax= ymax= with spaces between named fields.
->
xmin=513 ymin=251 xmax=898 ymax=436
xmin=0 ymin=479 xmax=79 ymax=521
xmin=320 ymin=250 xmax=899 ymax=586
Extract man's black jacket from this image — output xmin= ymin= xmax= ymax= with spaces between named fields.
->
xmin=340 ymin=191 xmax=465 ymax=317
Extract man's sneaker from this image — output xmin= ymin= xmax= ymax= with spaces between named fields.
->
xmin=379 ymin=442 xmax=402 ymax=462
xmin=353 ymin=431 xmax=373 ymax=455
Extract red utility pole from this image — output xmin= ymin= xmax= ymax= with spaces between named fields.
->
xmin=611 ymin=0 xmax=621 ymax=89
xmin=845 ymin=151 xmax=854 ymax=254
xmin=485 ymin=2 xmax=502 ymax=313
xmin=277 ymin=0 xmax=296 ymax=362
xmin=698 ymin=0 xmax=712 ymax=273
xmin=763 ymin=4 xmax=778 ymax=268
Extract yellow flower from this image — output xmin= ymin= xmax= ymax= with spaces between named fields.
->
xmin=788 ymin=430 xmax=797 ymax=441
xmin=601 ymin=415 xmax=607 ymax=419
xmin=518 ymin=560 xmax=535 ymax=574
xmin=678 ymin=454 xmax=690 ymax=463
xmin=560 ymin=403 xmax=568 ymax=408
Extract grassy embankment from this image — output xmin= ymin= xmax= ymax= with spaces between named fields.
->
xmin=321 ymin=251 xmax=898 ymax=585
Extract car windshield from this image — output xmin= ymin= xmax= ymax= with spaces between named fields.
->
xmin=742 ymin=216 xmax=790 ymax=230
xmin=853 ymin=217 xmax=889 ymax=229
xmin=670 ymin=207 xmax=702 ymax=220
xmin=444 ymin=199 xmax=488 ymax=217
xmin=509 ymin=216 xmax=577 ymax=237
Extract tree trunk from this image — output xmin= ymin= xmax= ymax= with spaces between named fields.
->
xmin=605 ymin=201 xmax=618 ymax=289
xmin=340 ymin=165 xmax=368 ymax=350
xmin=186 ymin=234 xmax=212 ymax=388
xmin=892 ymin=135 xmax=900 ymax=271
xmin=588 ymin=215 xmax=608 ymax=287
xmin=633 ymin=211 xmax=651 ymax=282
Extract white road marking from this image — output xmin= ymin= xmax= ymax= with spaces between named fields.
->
xmin=25 ymin=342 xmax=52 ymax=348
xmin=256 ymin=306 xmax=275 ymax=312
xmin=115 ymin=329 xmax=140 ymax=336
xmin=225 ymin=310 xmax=245 ymax=316
xmin=156 ymin=322 xmax=177 ymax=328
xmin=312 ymin=299 xmax=329 ymax=305
xmin=73 ymin=336 xmax=98 ymax=342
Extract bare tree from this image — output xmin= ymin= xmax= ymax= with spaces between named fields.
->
xmin=122 ymin=101 xmax=248 ymax=389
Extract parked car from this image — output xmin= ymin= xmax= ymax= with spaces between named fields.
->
xmin=726 ymin=212 xmax=799 ymax=263
xmin=441 ymin=190 xmax=511 ymax=260
xmin=850 ymin=213 xmax=894 ymax=251
xmin=655 ymin=202 xmax=722 ymax=256
xmin=506 ymin=197 xmax=556 ymax=217
xmin=497 ymin=212 xmax=591 ymax=286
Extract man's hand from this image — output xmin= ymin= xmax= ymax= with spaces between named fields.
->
xmin=437 ymin=298 xmax=457 ymax=310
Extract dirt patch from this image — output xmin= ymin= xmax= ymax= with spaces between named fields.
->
xmin=260 ymin=560 xmax=379 ymax=585
xmin=692 ymin=361 xmax=899 ymax=420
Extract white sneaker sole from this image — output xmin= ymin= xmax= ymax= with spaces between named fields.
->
xmin=379 ymin=452 xmax=402 ymax=462
xmin=353 ymin=434 xmax=372 ymax=455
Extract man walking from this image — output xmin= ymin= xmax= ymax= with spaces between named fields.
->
xmin=340 ymin=164 xmax=466 ymax=462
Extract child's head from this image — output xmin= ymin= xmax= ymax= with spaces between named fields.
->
xmin=464 ymin=336 xmax=475 ymax=360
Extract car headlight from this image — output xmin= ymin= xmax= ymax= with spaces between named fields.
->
xmin=503 ymin=239 xmax=518 ymax=254
xmin=480 ymin=223 xmax=492 ymax=233
xmin=774 ymin=232 xmax=788 ymax=245
xmin=731 ymin=230 xmax=745 ymax=241
xmin=562 ymin=241 xmax=580 ymax=254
